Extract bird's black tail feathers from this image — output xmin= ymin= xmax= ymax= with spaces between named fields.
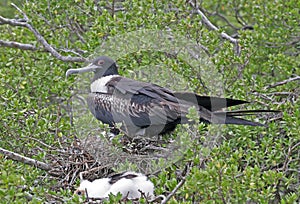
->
xmin=174 ymin=92 xmax=279 ymax=127
xmin=213 ymin=110 xmax=280 ymax=127
xmin=174 ymin=92 xmax=247 ymax=111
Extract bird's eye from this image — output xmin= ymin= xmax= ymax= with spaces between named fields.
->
xmin=77 ymin=191 xmax=82 ymax=195
xmin=98 ymin=60 xmax=105 ymax=65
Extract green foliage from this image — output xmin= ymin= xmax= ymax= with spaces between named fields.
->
xmin=0 ymin=0 xmax=299 ymax=203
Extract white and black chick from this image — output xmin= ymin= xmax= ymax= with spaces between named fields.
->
xmin=74 ymin=171 xmax=155 ymax=200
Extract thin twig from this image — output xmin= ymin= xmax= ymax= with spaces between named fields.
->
xmin=0 ymin=4 xmax=85 ymax=62
xmin=207 ymin=10 xmax=239 ymax=30
xmin=188 ymin=1 xmax=240 ymax=55
xmin=264 ymin=76 xmax=300 ymax=89
xmin=265 ymin=92 xmax=298 ymax=96
xmin=23 ymin=136 xmax=66 ymax=153
xmin=11 ymin=3 xmax=29 ymax=21
xmin=233 ymin=0 xmax=246 ymax=26
xmin=161 ymin=161 xmax=194 ymax=204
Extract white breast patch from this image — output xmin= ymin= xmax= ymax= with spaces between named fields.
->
xmin=90 ymin=75 xmax=119 ymax=93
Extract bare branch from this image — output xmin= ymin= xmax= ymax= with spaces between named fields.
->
xmin=265 ymin=36 xmax=300 ymax=48
xmin=0 ymin=147 xmax=51 ymax=171
xmin=265 ymin=75 xmax=300 ymax=89
xmin=0 ymin=40 xmax=37 ymax=50
xmin=201 ymin=7 xmax=239 ymax=31
xmin=188 ymin=1 xmax=241 ymax=55
xmin=212 ymin=12 xmax=238 ymax=30
xmin=233 ymin=0 xmax=247 ymax=26
xmin=0 ymin=16 xmax=27 ymax=26
xmin=0 ymin=38 xmax=84 ymax=56
xmin=0 ymin=4 xmax=85 ymax=62
xmin=11 ymin=3 xmax=29 ymax=21
xmin=161 ymin=161 xmax=194 ymax=204
xmin=265 ymin=91 xmax=298 ymax=96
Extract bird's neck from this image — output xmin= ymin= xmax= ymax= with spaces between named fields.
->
xmin=91 ymin=64 xmax=119 ymax=93
xmin=94 ymin=64 xmax=119 ymax=79
xmin=91 ymin=75 xmax=119 ymax=93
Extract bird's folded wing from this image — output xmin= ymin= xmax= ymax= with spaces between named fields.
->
xmin=105 ymin=77 xmax=181 ymax=125
xmin=174 ymin=92 xmax=248 ymax=111
xmin=106 ymin=77 xmax=178 ymax=102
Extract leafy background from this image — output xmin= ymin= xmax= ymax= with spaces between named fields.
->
xmin=0 ymin=0 xmax=299 ymax=203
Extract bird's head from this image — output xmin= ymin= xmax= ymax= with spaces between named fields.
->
xmin=66 ymin=56 xmax=118 ymax=81
xmin=74 ymin=180 xmax=91 ymax=197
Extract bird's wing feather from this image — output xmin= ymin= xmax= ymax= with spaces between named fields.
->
xmin=109 ymin=172 xmax=138 ymax=185
xmin=106 ymin=77 xmax=178 ymax=102
xmin=87 ymin=93 xmax=115 ymax=126
xmin=105 ymin=77 xmax=181 ymax=127
xmin=174 ymin=92 xmax=248 ymax=111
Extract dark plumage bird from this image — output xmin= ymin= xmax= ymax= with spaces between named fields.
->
xmin=66 ymin=56 xmax=277 ymax=137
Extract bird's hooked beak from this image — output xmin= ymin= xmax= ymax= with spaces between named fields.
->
xmin=66 ymin=64 xmax=101 ymax=77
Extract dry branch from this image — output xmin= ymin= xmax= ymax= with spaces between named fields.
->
xmin=265 ymin=75 xmax=300 ymax=89
xmin=0 ymin=40 xmax=37 ymax=51
xmin=188 ymin=1 xmax=241 ymax=55
xmin=0 ymin=147 xmax=51 ymax=171
xmin=0 ymin=4 xmax=85 ymax=62
xmin=161 ymin=161 xmax=194 ymax=204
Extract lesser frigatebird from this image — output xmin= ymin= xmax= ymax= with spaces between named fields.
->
xmin=66 ymin=56 xmax=277 ymax=137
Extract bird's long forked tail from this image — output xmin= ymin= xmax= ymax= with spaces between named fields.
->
xmin=213 ymin=110 xmax=280 ymax=127
xmin=174 ymin=92 xmax=279 ymax=127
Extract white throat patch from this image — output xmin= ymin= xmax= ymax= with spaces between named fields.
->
xmin=91 ymin=75 xmax=119 ymax=93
